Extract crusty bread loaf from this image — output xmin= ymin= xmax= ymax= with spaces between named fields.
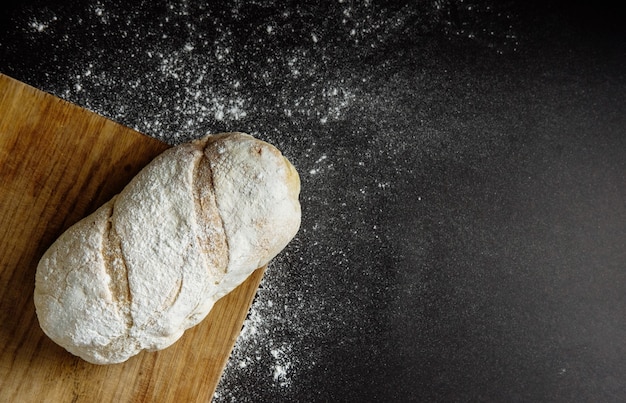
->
xmin=34 ymin=132 xmax=301 ymax=364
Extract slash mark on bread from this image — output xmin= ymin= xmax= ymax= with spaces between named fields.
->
xmin=102 ymin=197 xmax=134 ymax=329
xmin=192 ymin=143 xmax=229 ymax=281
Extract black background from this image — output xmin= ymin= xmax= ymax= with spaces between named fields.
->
xmin=2 ymin=1 xmax=625 ymax=401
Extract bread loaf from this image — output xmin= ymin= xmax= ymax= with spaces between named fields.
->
xmin=34 ymin=132 xmax=301 ymax=364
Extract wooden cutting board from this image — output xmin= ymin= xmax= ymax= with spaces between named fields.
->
xmin=0 ymin=73 xmax=265 ymax=402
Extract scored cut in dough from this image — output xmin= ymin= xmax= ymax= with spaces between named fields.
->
xmin=34 ymin=132 xmax=301 ymax=364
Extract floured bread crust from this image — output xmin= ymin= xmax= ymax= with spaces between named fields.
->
xmin=34 ymin=132 xmax=301 ymax=364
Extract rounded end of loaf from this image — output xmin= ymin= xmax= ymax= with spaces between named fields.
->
xmin=283 ymin=155 xmax=301 ymax=205
xmin=200 ymin=132 xmax=301 ymax=279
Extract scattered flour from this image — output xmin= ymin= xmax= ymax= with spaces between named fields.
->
xmin=11 ymin=0 xmax=518 ymax=145
xmin=213 ymin=273 xmax=301 ymax=401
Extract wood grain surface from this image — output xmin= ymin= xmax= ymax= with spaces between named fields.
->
xmin=0 ymin=73 xmax=265 ymax=402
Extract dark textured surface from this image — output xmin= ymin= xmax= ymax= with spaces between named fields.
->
xmin=2 ymin=1 xmax=625 ymax=401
